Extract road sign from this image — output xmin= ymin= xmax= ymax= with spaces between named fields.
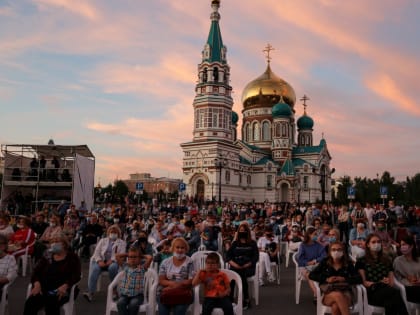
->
xmin=136 ymin=182 xmax=144 ymax=190
xmin=179 ymin=183 xmax=186 ymax=191
xmin=347 ymin=186 xmax=356 ymax=199
xmin=380 ymin=186 xmax=388 ymax=199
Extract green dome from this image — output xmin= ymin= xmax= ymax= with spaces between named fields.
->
xmin=272 ymin=101 xmax=292 ymax=118
xmin=297 ymin=114 xmax=314 ymax=129
xmin=231 ymin=111 xmax=239 ymax=124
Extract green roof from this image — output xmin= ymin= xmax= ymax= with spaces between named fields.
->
xmin=205 ymin=18 xmax=225 ymax=63
xmin=292 ymin=158 xmax=316 ymax=168
xmin=279 ymin=159 xmax=295 ymax=176
xmin=239 ymin=156 xmax=252 ymax=165
xmin=293 ymin=145 xmax=323 ymax=154
xmin=255 ymin=156 xmax=273 ymax=165
xmin=240 ymin=141 xmax=267 ymax=154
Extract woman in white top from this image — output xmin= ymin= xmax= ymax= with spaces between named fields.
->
xmin=83 ymin=224 xmax=126 ymax=302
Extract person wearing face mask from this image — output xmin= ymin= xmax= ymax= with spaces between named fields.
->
xmin=297 ymin=227 xmax=327 ymax=304
xmin=23 ymin=235 xmax=81 ymax=315
xmin=226 ymin=222 xmax=259 ymax=310
xmin=374 ymin=221 xmax=398 ymax=257
xmin=355 ymin=233 xmax=408 ymax=315
xmin=309 ymin=241 xmax=362 ymax=315
xmin=131 ymin=231 xmax=154 ymax=255
xmin=256 ymin=227 xmax=277 ymax=286
xmin=349 ymin=220 xmax=370 ymax=259
xmin=40 ymin=213 xmax=63 ymax=244
xmin=83 ymin=225 xmax=126 ymax=302
xmin=8 ymin=216 xmax=36 ymax=259
xmin=393 ymin=235 xmax=420 ymax=304
xmin=157 ymin=237 xmax=194 ymax=315
xmin=0 ymin=235 xmax=17 ymax=292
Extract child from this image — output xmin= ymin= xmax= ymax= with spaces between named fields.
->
xmin=116 ymin=247 xmax=152 ymax=315
xmin=192 ymin=252 xmax=233 ymax=315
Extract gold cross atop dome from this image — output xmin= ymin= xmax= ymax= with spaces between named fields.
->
xmin=263 ymin=43 xmax=275 ymax=64
xmin=300 ymin=94 xmax=310 ymax=114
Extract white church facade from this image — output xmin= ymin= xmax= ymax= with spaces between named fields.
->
xmin=180 ymin=0 xmax=334 ymax=204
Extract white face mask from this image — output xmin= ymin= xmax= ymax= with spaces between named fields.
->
xmin=50 ymin=222 xmax=56 ymax=227
xmin=331 ymin=250 xmax=343 ymax=259
xmin=17 ymin=224 xmax=24 ymax=229
xmin=173 ymin=252 xmax=186 ymax=259
xmin=370 ymin=243 xmax=382 ymax=252
xmin=109 ymin=233 xmax=118 ymax=240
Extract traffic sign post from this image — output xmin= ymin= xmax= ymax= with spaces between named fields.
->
xmin=380 ymin=186 xmax=388 ymax=204
xmin=135 ymin=182 xmax=144 ymax=195
xmin=179 ymin=183 xmax=186 ymax=202
xmin=347 ymin=186 xmax=356 ymax=199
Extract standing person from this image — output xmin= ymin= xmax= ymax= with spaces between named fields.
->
xmin=157 ymin=237 xmax=194 ymax=315
xmin=83 ymin=225 xmax=126 ymax=302
xmin=115 ymin=247 xmax=152 ymax=315
xmin=296 ymin=226 xmax=327 ymax=304
xmin=23 ymin=235 xmax=81 ymax=315
xmin=393 ymin=235 xmax=420 ymax=304
xmin=192 ymin=252 xmax=233 ymax=315
xmin=356 ymin=233 xmax=408 ymax=315
xmin=0 ymin=235 xmax=18 ymax=292
xmin=337 ymin=206 xmax=350 ymax=243
xmin=309 ymin=241 xmax=362 ymax=315
xmin=226 ymin=222 xmax=259 ymax=310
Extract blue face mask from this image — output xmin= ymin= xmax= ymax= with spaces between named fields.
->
xmin=328 ymin=237 xmax=336 ymax=243
xmin=49 ymin=243 xmax=63 ymax=254
xmin=312 ymin=235 xmax=318 ymax=242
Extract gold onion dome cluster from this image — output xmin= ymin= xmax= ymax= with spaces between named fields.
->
xmin=241 ymin=64 xmax=296 ymax=109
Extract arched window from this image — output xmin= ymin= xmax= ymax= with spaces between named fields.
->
xmin=203 ymin=68 xmax=208 ymax=82
xmin=213 ymin=67 xmax=218 ymax=82
xmin=276 ymin=123 xmax=281 ymax=137
xmin=253 ymin=122 xmax=260 ymax=141
xmin=213 ymin=113 xmax=218 ymax=128
xmin=247 ymin=124 xmax=252 ymax=142
xmin=262 ymin=121 xmax=270 ymax=140
xmin=281 ymin=123 xmax=287 ymax=137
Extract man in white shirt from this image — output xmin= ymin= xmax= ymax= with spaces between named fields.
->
xmin=256 ymin=228 xmax=278 ymax=286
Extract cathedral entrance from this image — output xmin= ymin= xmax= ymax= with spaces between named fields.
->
xmin=279 ymin=182 xmax=289 ymax=203
xmin=196 ymin=179 xmax=205 ymax=205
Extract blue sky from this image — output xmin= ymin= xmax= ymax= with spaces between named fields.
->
xmin=1 ymin=0 xmax=419 ymax=185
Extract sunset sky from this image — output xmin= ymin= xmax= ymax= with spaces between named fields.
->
xmin=1 ymin=0 xmax=419 ymax=185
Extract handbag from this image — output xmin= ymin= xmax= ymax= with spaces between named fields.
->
xmin=160 ymin=287 xmax=193 ymax=306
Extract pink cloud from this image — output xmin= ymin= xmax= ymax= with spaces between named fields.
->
xmin=366 ymin=73 xmax=420 ymax=116
xmin=33 ymin=0 xmax=100 ymax=21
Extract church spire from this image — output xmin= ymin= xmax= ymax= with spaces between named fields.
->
xmin=203 ymin=0 xmax=226 ymax=63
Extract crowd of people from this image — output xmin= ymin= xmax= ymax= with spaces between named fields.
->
xmin=0 ymin=199 xmax=418 ymax=315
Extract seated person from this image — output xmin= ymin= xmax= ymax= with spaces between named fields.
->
xmin=349 ymin=220 xmax=369 ymax=259
xmin=374 ymin=220 xmax=398 ymax=256
xmin=192 ymin=252 xmax=233 ymax=315
xmin=285 ymin=224 xmax=304 ymax=251
xmin=8 ymin=216 xmax=36 ymax=258
xmin=131 ymin=231 xmax=154 ymax=256
xmin=31 ymin=213 xmax=49 ymax=236
xmin=201 ymin=215 xmax=220 ymax=251
xmin=115 ymin=246 xmax=152 ymax=315
xmin=78 ymin=214 xmax=102 ymax=258
xmin=0 ymin=215 xmax=15 ymax=239
xmin=0 ymin=235 xmax=18 ymax=291
xmin=256 ymin=227 xmax=277 ymax=285
xmin=183 ymin=220 xmax=200 ymax=256
xmin=153 ymin=240 xmax=173 ymax=270
xmin=317 ymin=223 xmax=332 ymax=247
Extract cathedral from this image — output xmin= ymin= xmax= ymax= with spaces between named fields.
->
xmin=180 ymin=0 xmax=334 ymax=204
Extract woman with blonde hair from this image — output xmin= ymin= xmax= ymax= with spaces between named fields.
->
xmin=157 ymin=237 xmax=194 ymax=315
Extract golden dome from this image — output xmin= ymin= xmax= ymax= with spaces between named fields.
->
xmin=241 ymin=64 xmax=296 ymax=108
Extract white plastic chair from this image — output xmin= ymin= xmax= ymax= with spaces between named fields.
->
xmin=360 ymin=285 xmax=385 ymax=315
xmin=191 ymin=251 xmax=224 ymax=271
xmin=313 ymin=281 xmax=363 ymax=315
xmin=394 ymin=278 xmax=420 ymax=315
xmin=0 ymin=283 xmax=12 ymax=315
xmin=226 ymin=262 xmax=259 ymax=306
xmin=105 ymin=268 xmax=158 ymax=315
xmin=18 ymin=240 xmax=35 ymax=277
xmin=285 ymin=241 xmax=300 ymax=268
xmin=217 ymin=233 xmax=223 ymax=254
xmin=193 ymin=269 xmax=243 ymax=315
xmin=26 ymin=282 xmax=79 ymax=315
xmin=292 ymin=252 xmax=305 ymax=304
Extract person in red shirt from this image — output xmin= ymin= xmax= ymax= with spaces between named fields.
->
xmin=8 ymin=216 xmax=36 ymax=258
xmin=192 ymin=252 xmax=233 ymax=315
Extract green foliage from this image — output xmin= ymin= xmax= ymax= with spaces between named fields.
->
xmin=333 ymin=171 xmax=420 ymax=205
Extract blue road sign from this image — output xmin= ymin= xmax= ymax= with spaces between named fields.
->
xmin=179 ymin=183 xmax=186 ymax=191
xmin=347 ymin=187 xmax=356 ymax=199
xmin=380 ymin=186 xmax=388 ymax=198
xmin=136 ymin=182 xmax=144 ymax=190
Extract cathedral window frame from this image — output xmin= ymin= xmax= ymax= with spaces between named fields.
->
xmin=262 ymin=120 xmax=271 ymax=141
xmin=253 ymin=121 xmax=260 ymax=141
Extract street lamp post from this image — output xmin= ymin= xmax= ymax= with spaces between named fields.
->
xmin=214 ymin=157 xmax=227 ymax=205
xmin=313 ymin=167 xmax=335 ymax=204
